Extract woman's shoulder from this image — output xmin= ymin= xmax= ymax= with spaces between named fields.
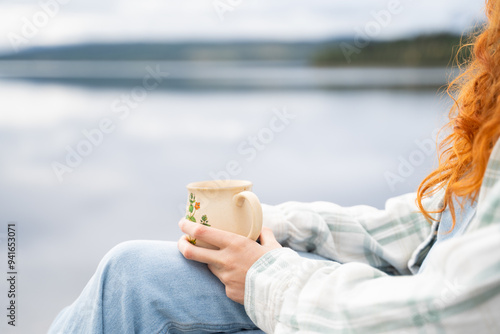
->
xmin=477 ymin=138 xmax=500 ymax=203
xmin=467 ymin=138 xmax=500 ymax=231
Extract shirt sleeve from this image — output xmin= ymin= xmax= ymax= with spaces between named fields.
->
xmin=262 ymin=191 xmax=441 ymax=275
xmin=245 ymin=183 xmax=500 ymax=334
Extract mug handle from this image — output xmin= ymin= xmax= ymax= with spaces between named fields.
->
xmin=232 ymin=191 xmax=263 ymax=241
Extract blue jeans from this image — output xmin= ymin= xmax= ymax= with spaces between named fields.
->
xmin=47 ymin=240 xmax=327 ymax=333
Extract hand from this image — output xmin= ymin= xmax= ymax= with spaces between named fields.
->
xmin=178 ymin=219 xmax=282 ymax=304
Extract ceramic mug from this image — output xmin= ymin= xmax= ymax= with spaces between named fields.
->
xmin=184 ymin=180 xmax=263 ymax=249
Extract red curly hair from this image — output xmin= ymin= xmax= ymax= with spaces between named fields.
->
xmin=416 ymin=0 xmax=500 ymax=228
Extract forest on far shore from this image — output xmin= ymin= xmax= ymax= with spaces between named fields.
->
xmin=312 ymin=33 xmax=474 ymax=67
xmin=0 ymin=33 xmax=475 ymax=68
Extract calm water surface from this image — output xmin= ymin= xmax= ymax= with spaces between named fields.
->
xmin=0 ymin=68 xmax=451 ymax=333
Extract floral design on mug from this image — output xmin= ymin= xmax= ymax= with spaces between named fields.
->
xmin=186 ymin=193 xmax=210 ymax=245
xmin=200 ymin=215 xmax=209 ymax=226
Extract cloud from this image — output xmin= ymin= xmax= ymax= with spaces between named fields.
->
xmin=0 ymin=0 xmax=486 ymax=53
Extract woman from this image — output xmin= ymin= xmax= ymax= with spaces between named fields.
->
xmin=48 ymin=1 xmax=500 ymax=333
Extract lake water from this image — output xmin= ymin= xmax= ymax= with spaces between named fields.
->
xmin=0 ymin=64 xmax=453 ymax=333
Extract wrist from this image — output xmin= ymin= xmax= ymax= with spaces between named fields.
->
xmin=244 ymin=247 xmax=299 ymax=333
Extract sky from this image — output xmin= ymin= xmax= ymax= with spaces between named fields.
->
xmin=0 ymin=0 xmax=486 ymax=54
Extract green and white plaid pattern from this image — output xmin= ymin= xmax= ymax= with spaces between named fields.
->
xmin=245 ymin=140 xmax=500 ymax=333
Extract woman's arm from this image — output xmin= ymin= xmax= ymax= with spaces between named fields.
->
xmin=262 ymin=190 xmax=442 ymax=275
xmin=245 ymin=183 xmax=500 ymax=334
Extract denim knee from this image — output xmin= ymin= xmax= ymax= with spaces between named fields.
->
xmin=103 ymin=240 xmax=155 ymax=265
xmin=96 ymin=241 xmax=172 ymax=287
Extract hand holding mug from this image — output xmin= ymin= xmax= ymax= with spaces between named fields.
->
xmin=183 ymin=180 xmax=263 ymax=249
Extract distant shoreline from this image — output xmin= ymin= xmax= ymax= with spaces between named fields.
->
xmin=0 ymin=33 xmax=471 ymax=68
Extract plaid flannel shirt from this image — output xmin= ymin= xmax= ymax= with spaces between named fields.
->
xmin=244 ymin=139 xmax=500 ymax=333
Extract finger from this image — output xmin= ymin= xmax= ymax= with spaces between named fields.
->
xmin=178 ymin=235 xmax=221 ymax=264
xmin=259 ymin=227 xmax=281 ymax=248
xmin=179 ymin=219 xmax=236 ymax=248
xmin=207 ymin=263 xmax=222 ymax=280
